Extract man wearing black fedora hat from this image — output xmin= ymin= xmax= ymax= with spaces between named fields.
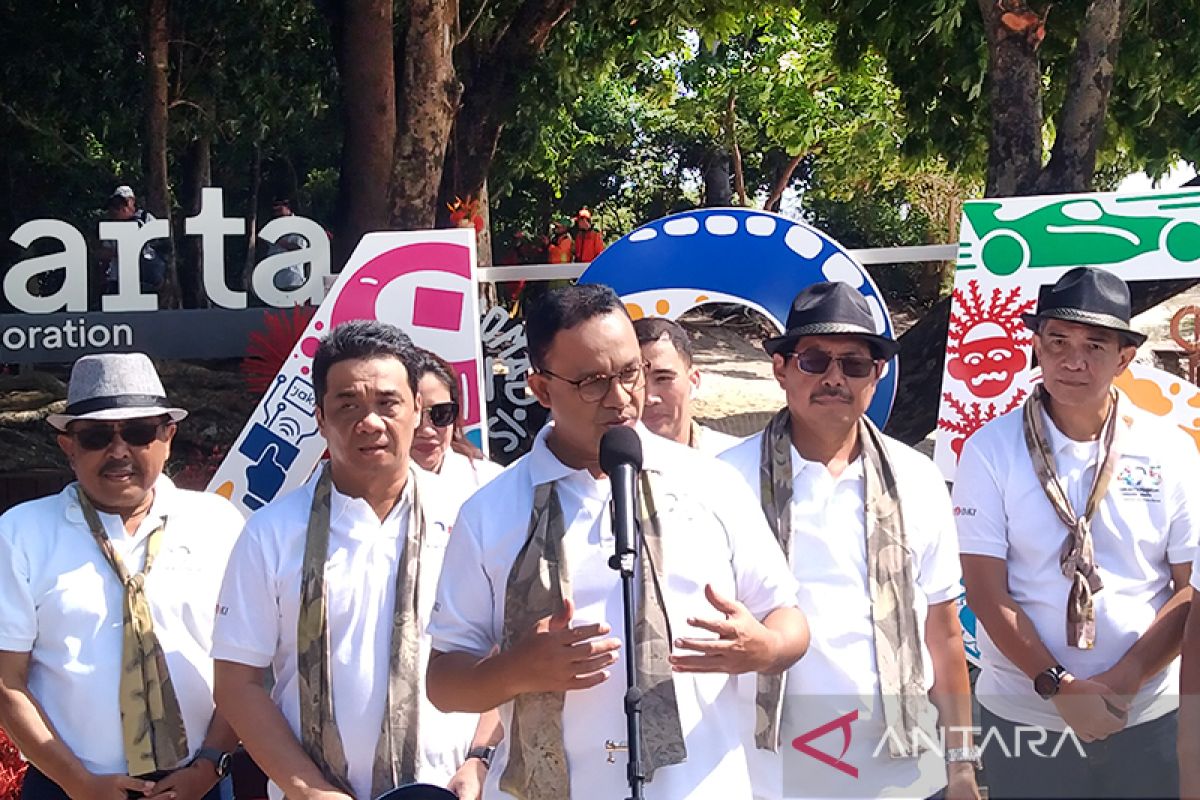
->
xmin=954 ymin=266 xmax=1200 ymax=798
xmin=721 ymin=281 xmax=979 ymax=800
xmin=0 ymin=353 xmax=244 ymax=800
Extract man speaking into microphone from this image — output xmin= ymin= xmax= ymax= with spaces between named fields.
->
xmin=426 ymin=284 xmax=809 ymax=800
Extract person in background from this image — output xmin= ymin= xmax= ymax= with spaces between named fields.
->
xmin=633 ymin=316 xmax=739 ymax=454
xmin=547 ymin=219 xmax=574 ymax=264
xmin=572 ymin=208 xmax=606 ymax=263
xmin=410 ymin=348 xmax=504 ymax=508
xmin=0 ymin=353 xmax=243 ymax=800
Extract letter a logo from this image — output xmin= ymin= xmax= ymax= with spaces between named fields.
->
xmin=791 ymin=710 xmax=858 ymax=779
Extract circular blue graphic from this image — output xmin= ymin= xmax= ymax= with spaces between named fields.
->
xmin=579 ymin=208 xmax=898 ymax=426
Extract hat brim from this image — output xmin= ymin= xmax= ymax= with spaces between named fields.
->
xmin=373 ymin=785 xmax=458 ymax=800
xmin=763 ymin=323 xmax=900 ymax=360
xmin=48 ymin=406 xmax=188 ymax=432
xmin=1021 ymin=310 xmax=1147 ymax=347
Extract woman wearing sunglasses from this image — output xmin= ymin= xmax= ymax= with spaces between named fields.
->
xmin=410 ymin=349 xmax=504 ymax=505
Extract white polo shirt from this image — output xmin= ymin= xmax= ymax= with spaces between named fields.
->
xmin=721 ymin=430 xmax=962 ymax=800
xmin=211 ymin=465 xmax=477 ymax=800
xmin=953 ymin=404 xmax=1199 ymax=731
xmin=435 ymin=449 xmax=505 ymax=509
xmin=0 ymin=477 xmax=243 ymax=776
xmin=427 ymin=423 xmax=800 ymax=800
xmin=694 ymin=424 xmax=741 ymax=456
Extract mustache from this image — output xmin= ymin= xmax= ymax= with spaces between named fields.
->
xmin=810 ymin=388 xmax=853 ymax=402
xmin=100 ymin=460 xmax=136 ymax=473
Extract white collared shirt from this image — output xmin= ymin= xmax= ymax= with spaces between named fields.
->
xmin=721 ymin=431 xmax=962 ymax=800
xmin=953 ymin=404 xmax=1199 ymax=730
xmin=210 ymin=465 xmax=477 ymax=800
xmin=434 ymin=449 xmax=505 ymax=508
xmin=0 ymin=476 xmax=244 ymax=775
xmin=427 ymin=423 xmax=800 ymax=800
xmin=693 ymin=424 xmax=741 ymax=456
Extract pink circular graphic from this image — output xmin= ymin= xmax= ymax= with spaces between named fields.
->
xmin=300 ymin=337 xmax=320 ymax=357
xmin=315 ymin=321 xmax=325 ymax=331
xmin=301 ymin=366 xmax=310 ymax=375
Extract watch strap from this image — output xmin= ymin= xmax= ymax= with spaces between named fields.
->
xmin=191 ymin=747 xmax=231 ymax=778
xmin=466 ymin=745 xmax=496 ymax=768
xmin=945 ymin=746 xmax=982 ymax=768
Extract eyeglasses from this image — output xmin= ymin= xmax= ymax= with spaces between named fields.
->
xmin=789 ymin=350 xmax=878 ymax=379
xmin=422 ymin=401 xmax=459 ymax=428
xmin=69 ymin=420 xmax=167 ymax=451
xmin=539 ymin=362 xmax=647 ymax=402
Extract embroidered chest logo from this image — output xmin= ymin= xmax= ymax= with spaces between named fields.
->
xmin=1115 ymin=461 xmax=1163 ymax=502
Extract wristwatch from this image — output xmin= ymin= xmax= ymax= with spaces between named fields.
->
xmin=466 ymin=745 xmax=497 ymax=769
xmin=191 ymin=747 xmax=232 ymax=778
xmin=1034 ymin=664 xmax=1069 ymax=700
xmin=945 ymin=747 xmax=982 ymax=769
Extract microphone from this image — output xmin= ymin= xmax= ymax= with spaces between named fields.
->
xmin=600 ymin=426 xmax=643 ymax=575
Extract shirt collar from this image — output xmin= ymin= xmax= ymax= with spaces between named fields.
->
xmin=309 ymin=461 xmax=413 ymax=534
xmin=63 ymin=472 xmax=175 ymax=526
xmin=787 ymin=436 xmax=863 ymax=483
xmin=527 ymin=421 xmax=668 ymax=487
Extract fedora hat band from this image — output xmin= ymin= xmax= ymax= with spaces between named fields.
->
xmin=64 ymin=394 xmax=171 ymax=417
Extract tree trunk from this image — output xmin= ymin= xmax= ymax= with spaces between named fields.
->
xmin=977 ymin=0 xmax=1044 ymax=196
xmin=702 ymin=149 xmax=733 ymax=207
xmin=180 ymin=132 xmax=211 ymax=308
xmin=1034 ymin=0 xmax=1126 ymax=193
xmin=244 ymin=142 xmax=262 ymax=289
xmin=142 ymin=0 xmax=178 ymax=308
xmin=327 ymin=0 xmax=396 ymax=268
xmin=725 ymin=90 xmax=747 ymax=206
xmin=765 ymin=152 xmax=805 ymax=212
xmin=439 ymin=0 xmax=576 ymax=205
xmin=390 ymin=0 xmax=459 ymax=229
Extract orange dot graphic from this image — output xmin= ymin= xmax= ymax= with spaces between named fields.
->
xmin=695 ymin=295 xmax=710 ymax=303
xmin=215 ymin=481 xmax=234 ymax=500
xmin=655 ymin=299 xmax=671 ymax=315
xmin=1170 ymin=383 xmax=1181 ymax=395
xmin=626 ymin=303 xmax=645 ymax=320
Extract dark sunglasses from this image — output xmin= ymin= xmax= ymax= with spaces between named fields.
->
xmin=69 ymin=420 xmax=167 ymax=451
xmin=790 ymin=350 xmax=878 ymax=379
xmin=422 ymin=401 xmax=459 ymax=428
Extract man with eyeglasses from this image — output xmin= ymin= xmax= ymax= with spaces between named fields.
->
xmin=0 ymin=353 xmax=243 ymax=800
xmin=633 ymin=316 xmax=740 ymax=454
xmin=426 ymin=283 xmax=809 ymax=800
xmin=720 ymin=281 xmax=979 ymax=800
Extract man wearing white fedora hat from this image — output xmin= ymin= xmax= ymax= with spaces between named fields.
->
xmin=0 ymin=353 xmax=244 ymax=800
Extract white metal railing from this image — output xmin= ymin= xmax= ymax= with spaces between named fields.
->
xmin=475 ymin=244 xmax=958 ymax=283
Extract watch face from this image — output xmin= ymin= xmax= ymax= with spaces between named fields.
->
xmin=217 ymin=753 xmax=232 ymax=777
xmin=1034 ymin=671 xmax=1059 ymax=699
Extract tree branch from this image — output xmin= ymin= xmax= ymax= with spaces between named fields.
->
xmin=725 ymin=89 xmax=747 ymax=206
xmin=457 ymin=0 xmax=491 ymax=46
xmin=765 ymin=152 xmax=805 ymax=211
xmin=0 ymin=102 xmax=91 ymax=162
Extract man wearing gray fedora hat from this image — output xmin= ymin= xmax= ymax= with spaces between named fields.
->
xmin=720 ymin=280 xmax=979 ymax=800
xmin=0 ymin=353 xmax=244 ymax=800
xmin=954 ymin=266 xmax=1200 ymax=798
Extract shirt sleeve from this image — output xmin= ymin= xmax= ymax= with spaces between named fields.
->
xmin=713 ymin=465 xmax=799 ymax=620
xmin=911 ymin=460 xmax=964 ymax=606
xmin=210 ymin=519 xmax=277 ymax=668
xmin=426 ymin=509 xmax=498 ymax=658
xmin=951 ymin=433 xmax=1010 ymax=560
xmin=0 ymin=521 xmax=35 ymax=652
xmin=1167 ymin=443 xmax=1200 ymax=567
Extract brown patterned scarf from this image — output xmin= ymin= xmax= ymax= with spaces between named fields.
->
xmin=296 ymin=464 xmax=424 ymax=796
xmin=77 ymin=486 xmax=189 ymax=777
xmin=1022 ymin=385 xmax=1124 ymax=649
xmin=499 ymin=472 xmax=686 ymax=800
xmin=759 ymin=409 xmax=927 ymax=757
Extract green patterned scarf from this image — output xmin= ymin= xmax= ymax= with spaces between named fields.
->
xmin=77 ymin=486 xmax=189 ymax=777
xmin=759 ymin=409 xmax=927 ymax=758
xmin=296 ymin=464 xmax=424 ymax=796
xmin=499 ymin=472 xmax=686 ymax=800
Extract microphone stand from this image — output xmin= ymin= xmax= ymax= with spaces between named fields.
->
xmin=608 ymin=469 xmax=645 ymax=800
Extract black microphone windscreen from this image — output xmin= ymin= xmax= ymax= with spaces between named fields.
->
xmin=599 ymin=425 xmax=643 ymax=474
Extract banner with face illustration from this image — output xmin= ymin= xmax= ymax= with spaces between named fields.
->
xmin=935 ymin=188 xmax=1200 ymax=478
